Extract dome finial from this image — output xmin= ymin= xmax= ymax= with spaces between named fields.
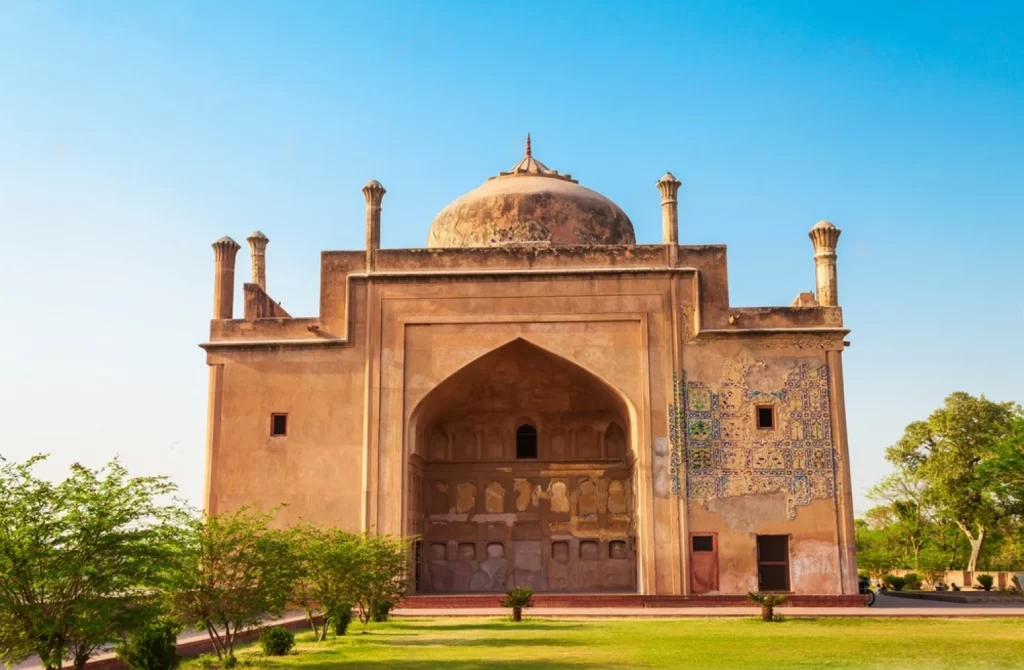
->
xmin=525 ymin=132 xmax=532 ymax=158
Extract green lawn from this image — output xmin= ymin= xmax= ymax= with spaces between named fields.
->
xmin=185 ymin=617 xmax=1024 ymax=669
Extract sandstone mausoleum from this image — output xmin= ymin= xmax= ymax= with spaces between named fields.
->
xmin=201 ymin=137 xmax=857 ymax=598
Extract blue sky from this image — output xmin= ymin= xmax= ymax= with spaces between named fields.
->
xmin=1 ymin=1 xmax=1021 ymax=513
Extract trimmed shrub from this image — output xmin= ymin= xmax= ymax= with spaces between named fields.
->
xmin=977 ymin=575 xmax=995 ymax=591
xmin=258 ymin=627 xmax=295 ymax=657
xmin=903 ymin=573 xmax=922 ymax=591
xmin=370 ymin=599 xmax=394 ymax=622
xmin=330 ymin=604 xmax=354 ymax=635
xmin=115 ymin=620 xmax=180 ymax=670
xmin=883 ymin=574 xmax=908 ymax=592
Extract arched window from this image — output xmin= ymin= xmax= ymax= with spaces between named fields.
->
xmin=516 ymin=424 xmax=538 ymax=459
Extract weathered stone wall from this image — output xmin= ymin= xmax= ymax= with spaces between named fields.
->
xmin=678 ymin=339 xmax=846 ymax=594
xmin=417 ymin=466 xmax=635 ymax=593
xmin=203 ymin=241 xmax=854 ymax=596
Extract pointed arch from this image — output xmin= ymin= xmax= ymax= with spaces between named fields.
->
xmin=408 ymin=337 xmax=636 ymax=457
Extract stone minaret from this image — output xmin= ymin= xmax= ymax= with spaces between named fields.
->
xmin=362 ymin=180 xmax=386 ymax=271
xmin=246 ymin=230 xmax=269 ymax=291
xmin=809 ymin=220 xmax=842 ymax=306
xmin=211 ymin=236 xmax=241 ymax=319
xmin=657 ymin=172 xmax=681 ymax=266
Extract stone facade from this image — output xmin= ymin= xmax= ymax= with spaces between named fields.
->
xmin=201 ymin=140 xmax=857 ymax=596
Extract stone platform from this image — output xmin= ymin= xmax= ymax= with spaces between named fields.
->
xmin=401 ymin=593 xmax=869 ymax=608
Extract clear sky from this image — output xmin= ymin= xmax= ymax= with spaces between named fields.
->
xmin=1 ymin=1 xmax=1021 ymax=514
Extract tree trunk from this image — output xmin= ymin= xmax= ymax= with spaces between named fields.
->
xmin=512 ymin=607 xmax=522 ymax=622
xmin=957 ymin=521 xmax=986 ymax=572
xmin=967 ymin=534 xmax=985 ymax=572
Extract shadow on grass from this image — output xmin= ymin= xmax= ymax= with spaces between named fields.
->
xmin=401 ymin=621 xmax=584 ymax=632
xmin=391 ymin=635 xmax=583 ymax=648
xmin=291 ymin=661 xmax=590 ymax=670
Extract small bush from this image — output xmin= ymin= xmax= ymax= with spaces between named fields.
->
xmin=330 ymin=604 xmax=354 ymax=635
xmin=115 ymin=620 xmax=180 ymax=670
xmin=258 ymin=627 xmax=295 ymax=657
xmin=903 ymin=573 xmax=922 ymax=591
xmin=883 ymin=574 xmax=908 ymax=591
xmin=977 ymin=575 xmax=995 ymax=591
xmin=370 ymin=599 xmax=394 ymax=622
xmin=222 ymin=656 xmax=238 ymax=669
xmin=500 ymin=586 xmax=535 ymax=622
xmin=747 ymin=592 xmax=787 ymax=622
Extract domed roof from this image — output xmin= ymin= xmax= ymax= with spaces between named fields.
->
xmin=427 ymin=136 xmax=636 ymax=248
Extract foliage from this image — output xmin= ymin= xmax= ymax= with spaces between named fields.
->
xmin=883 ymin=575 xmax=908 ymax=591
xmin=500 ymin=586 xmax=534 ymax=622
xmin=290 ymin=525 xmax=363 ymax=640
xmin=885 ymin=392 xmax=1021 ymax=571
xmin=981 ymin=417 xmax=1024 ymax=517
xmin=976 ymin=574 xmax=995 ymax=591
xmin=163 ymin=506 xmax=297 ymax=665
xmin=0 ymin=455 xmax=189 ymax=670
xmin=353 ymin=534 xmax=410 ymax=625
xmin=902 ymin=572 xmax=922 ymax=591
xmin=331 ymin=607 xmax=353 ymax=636
xmin=747 ymin=592 xmax=787 ymax=622
xmin=258 ymin=627 xmax=294 ymax=656
xmin=115 ymin=619 xmax=181 ymax=670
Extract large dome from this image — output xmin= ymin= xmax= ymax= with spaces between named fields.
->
xmin=427 ymin=137 xmax=636 ymax=248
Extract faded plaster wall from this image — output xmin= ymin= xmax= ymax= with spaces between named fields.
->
xmin=203 ymin=242 xmax=854 ymax=596
xmin=678 ymin=339 xmax=845 ymax=594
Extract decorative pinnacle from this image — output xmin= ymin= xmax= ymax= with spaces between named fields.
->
xmin=211 ymin=236 xmax=241 ymax=261
xmin=656 ymin=171 xmax=682 ymax=201
xmin=809 ymin=220 xmax=842 ymax=252
xmin=525 ymin=133 xmax=532 ymax=158
xmin=362 ymin=179 xmax=386 ymax=204
xmin=247 ymin=230 xmax=268 ymax=243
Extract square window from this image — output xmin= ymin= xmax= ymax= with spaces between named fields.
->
xmin=756 ymin=406 xmax=775 ymax=430
xmin=692 ymin=536 xmax=714 ymax=552
xmin=271 ymin=413 xmax=288 ymax=437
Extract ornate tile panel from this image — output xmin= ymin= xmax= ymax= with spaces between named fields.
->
xmin=669 ymin=364 xmax=836 ymax=518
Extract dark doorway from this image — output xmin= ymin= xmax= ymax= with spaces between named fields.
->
xmin=756 ymin=535 xmax=790 ymax=591
xmin=516 ymin=424 xmax=538 ymax=459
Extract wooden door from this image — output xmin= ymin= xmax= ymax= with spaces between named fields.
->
xmin=690 ymin=533 xmax=719 ymax=593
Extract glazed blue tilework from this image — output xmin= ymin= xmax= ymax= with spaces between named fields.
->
xmin=669 ymin=364 xmax=836 ymax=518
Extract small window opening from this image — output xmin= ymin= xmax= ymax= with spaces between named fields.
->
xmin=756 ymin=405 xmax=775 ymax=430
xmin=271 ymin=413 xmax=288 ymax=437
xmin=516 ymin=424 xmax=538 ymax=459
xmin=692 ymin=535 xmax=714 ymax=552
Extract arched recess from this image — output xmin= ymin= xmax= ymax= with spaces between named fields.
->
xmin=409 ymin=338 xmax=636 ymax=458
xmin=406 ymin=337 xmax=639 ymax=595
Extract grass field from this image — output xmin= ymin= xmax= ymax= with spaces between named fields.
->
xmin=181 ymin=616 xmax=1024 ymax=669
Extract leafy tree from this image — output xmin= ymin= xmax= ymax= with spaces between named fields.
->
xmin=0 ymin=455 xmax=186 ymax=670
xmin=354 ymin=534 xmax=410 ymax=625
xmin=868 ymin=470 xmax=932 ymax=569
xmin=291 ymin=525 xmax=364 ymax=640
xmin=982 ymin=417 xmax=1024 ymax=516
xmin=886 ymin=392 xmax=1021 ymax=571
xmin=164 ymin=507 xmax=297 ymax=665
